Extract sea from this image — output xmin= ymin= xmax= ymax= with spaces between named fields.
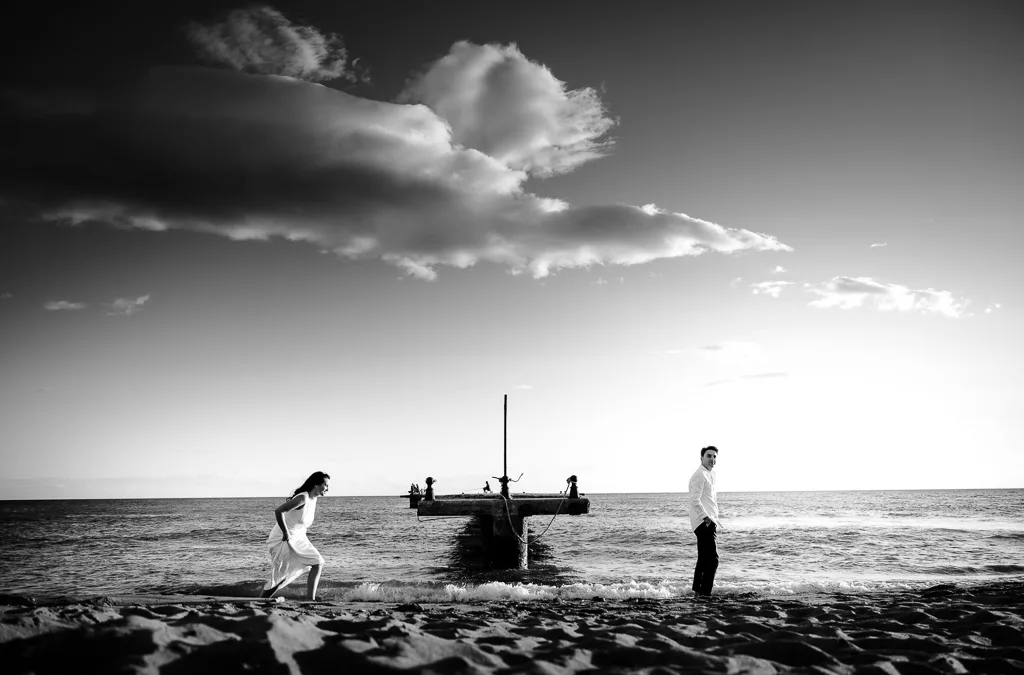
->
xmin=1 ymin=490 xmax=1021 ymax=602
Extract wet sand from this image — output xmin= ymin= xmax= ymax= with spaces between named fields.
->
xmin=3 ymin=582 xmax=1022 ymax=673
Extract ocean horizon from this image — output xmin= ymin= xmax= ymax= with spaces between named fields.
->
xmin=4 ymin=486 xmax=1018 ymax=501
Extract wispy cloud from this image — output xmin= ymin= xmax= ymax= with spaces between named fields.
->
xmin=751 ymin=280 xmax=794 ymax=298
xmin=513 ymin=384 xmax=533 ymax=390
xmin=985 ymin=303 xmax=1002 ymax=314
xmin=2 ymin=29 xmax=789 ymax=281
xmin=386 ymin=256 xmax=439 ymax=282
xmin=807 ymin=277 xmax=966 ymax=318
xmin=44 ymin=300 xmax=87 ymax=311
xmin=106 ymin=295 xmax=150 ymax=316
xmin=699 ymin=341 xmax=761 ymax=362
xmin=770 ymin=265 xmax=787 ymax=274
xmin=870 ymin=242 xmax=887 ymax=248
xmin=186 ymin=6 xmax=364 ymax=83
xmin=1 ymin=292 xmax=11 ymax=299
xmin=704 ymin=372 xmax=788 ymax=387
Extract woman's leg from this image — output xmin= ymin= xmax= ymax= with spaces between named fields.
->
xmin=306 ymin=564 xmax=322 ymax=600
xmin=260 ymin=581 xmax=283 ymax=599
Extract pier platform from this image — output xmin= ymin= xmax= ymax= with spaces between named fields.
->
xmin=418 ymin=493 xmax=590 ymax=516
xmin=418 ymin=493 xmax=590 ymax=568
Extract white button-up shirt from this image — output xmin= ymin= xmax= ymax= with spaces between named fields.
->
xmin=688 ymin=464 xmax=718 ymax=532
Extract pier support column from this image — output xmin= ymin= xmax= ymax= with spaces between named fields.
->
xmin=490 ymin=515 xmax=528 ymax=568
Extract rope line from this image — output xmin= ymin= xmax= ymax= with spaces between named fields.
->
xmin=496 ymin=489 xmax=566 ymax=545
xmin=415 ymin=485 xmax=573 ymax=542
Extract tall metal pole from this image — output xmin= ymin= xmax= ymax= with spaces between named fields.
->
xmin=503 ymin=394 xmax=507 ymax=479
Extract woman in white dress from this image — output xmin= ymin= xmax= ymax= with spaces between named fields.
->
xmin=260 ymin=471 xmax=330 ymax=600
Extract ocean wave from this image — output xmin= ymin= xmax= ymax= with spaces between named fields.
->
xmin=131 ymin=528 xmax=248 ymax=543
xmin=989 ymin=532 xmax=1024 ymax=541
xmin=986 ymin=564 xmax=1024 ymax=574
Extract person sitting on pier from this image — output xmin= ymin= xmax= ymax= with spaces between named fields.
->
xmin=483 ymin=481 xmax=492 ymax=493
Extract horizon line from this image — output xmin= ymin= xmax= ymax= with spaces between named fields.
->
xmin=1 ymin=486 xmax=1020 ymax=502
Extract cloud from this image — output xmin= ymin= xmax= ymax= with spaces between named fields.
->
xmin=770 ymin=265 xmax=787 ymax=274
xmin=513 ymin=384 xmax=533 ymax=390
xmin=185 ymin=6 xmax=362 ymax=82
xmin=870 ymin=242 xmax=887 ymax=248
xmin=1 ymin=42 xmax=790 ymax=280
xmin=699 ymin=341 xmax=761 ymax=362
xmin=385 ymin=255 xmax=438 ymax=281
xmin=1 ymin=292 xmax=11 ymax=299
xmin=704 ymin=372 xmax=788 ymax=387
xmin=106 ymin=295 xmax=150 ymax=316
xmin=984 ymin=303 xmax=1002 ymax=314
xmin=751 ymin=280 xmax=794 ymax=298
xmin=807 ymin=277 xmax=966 ymax=317
xmin=400 ymin=42 xmax=615 ymax=178
xmin=44 ymin=300 xmax=87 ymax=311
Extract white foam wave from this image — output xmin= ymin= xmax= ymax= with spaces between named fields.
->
xmin=725 ymin=515 xmax=1024 ymax=532
xmin=341 ymin=580 xmax=680 ymax=603
xmin=326 ymin=575 xmax=1024 ymax=603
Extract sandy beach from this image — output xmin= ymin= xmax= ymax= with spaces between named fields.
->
xmin=3 ymin=582 xmax=1022 ymax=674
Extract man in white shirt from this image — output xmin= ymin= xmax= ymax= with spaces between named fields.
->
xmin=688 ymin=445 xmax=719 ymax=596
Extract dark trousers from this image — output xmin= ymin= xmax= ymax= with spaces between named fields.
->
xmin=692 ymin=522 xmax=719 ymax=595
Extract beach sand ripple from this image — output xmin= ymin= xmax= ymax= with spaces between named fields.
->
xmin=2 ymin=582 xmax=1022 ymax=674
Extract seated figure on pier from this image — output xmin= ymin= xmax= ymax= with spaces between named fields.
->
xmin=566 ymin=475 xmax=579 ymax=499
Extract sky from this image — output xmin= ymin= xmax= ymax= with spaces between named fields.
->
xmin=1 ymin=1 xmax=1022 ymax=499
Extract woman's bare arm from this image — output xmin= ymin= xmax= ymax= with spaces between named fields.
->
xmin=273 ymin=493 xmax=306 ymax=542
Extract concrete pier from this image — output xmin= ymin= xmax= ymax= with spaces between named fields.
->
xmin=417 ymin=493 xmax=590 ymax=568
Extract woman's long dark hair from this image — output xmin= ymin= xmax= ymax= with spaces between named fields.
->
xmin=291 ymin=471 xmax=330 ymax=498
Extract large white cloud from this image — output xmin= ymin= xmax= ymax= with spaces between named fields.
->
xmin=400 ymin=42 xmax=615 ymax=178
xmin=2 ymin=42 xmax=790 ymax=280
xmin=808 ymin=277 xmax=967 ymax=318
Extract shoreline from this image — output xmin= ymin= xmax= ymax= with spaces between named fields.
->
xmin=5 ymin=575 xmax=1024 ymax=606
xmin=4 ymin=582 xmax=1023 ymax=673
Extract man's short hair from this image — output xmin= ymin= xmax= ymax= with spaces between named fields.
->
xmin=700 ymin=445 xmax=718 ymax=458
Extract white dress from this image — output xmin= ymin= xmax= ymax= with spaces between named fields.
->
xmin=263 ymin=492 xmax=324 ymax=592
